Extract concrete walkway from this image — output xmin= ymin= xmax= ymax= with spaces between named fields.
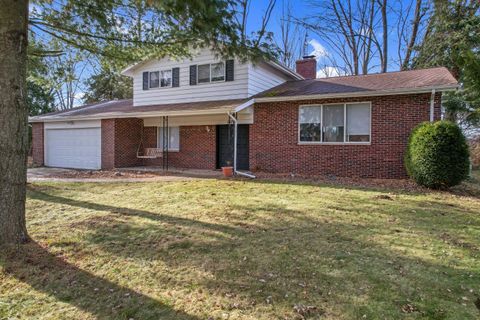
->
xmin=27 ymin=167 xmax=220 ymax=183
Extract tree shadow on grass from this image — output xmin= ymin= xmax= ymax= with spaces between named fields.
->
xmin=25 ymin=184 xmax=480 ymax=319
xmin=0 ymin=241 xmax=200 ymax=320
xmin=27 ymin=186 xmax=240 ymax=236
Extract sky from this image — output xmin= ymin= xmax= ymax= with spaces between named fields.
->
xmin=248 ymin=0 xmax=423 ymax=77
xmin=31 ymin=0 xmax=423 ymax=107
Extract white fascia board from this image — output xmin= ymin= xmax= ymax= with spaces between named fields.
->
xmin=254 ymin=85 xmax=459 ymax=103
xmin=121 ymin=60 xmax=150 ymax=77
xmin=29 ymin=108 xmax=236 ymax=123
xmin=234 ymin=99 xmax=255 ymax=112
xmin=265 ymin=61 xmax=304 ymax=80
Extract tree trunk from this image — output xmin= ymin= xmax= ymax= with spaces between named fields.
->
xmin=380 ymin=0 xmax=388 ymax=73
xmin=0 ymin=0 xmax=29 ymax=245
xmin=402 ymin=0 xmax=422 ymax=70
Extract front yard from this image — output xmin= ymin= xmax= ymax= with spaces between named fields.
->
xmin=1 ymin=172 xmax=480 ymax=319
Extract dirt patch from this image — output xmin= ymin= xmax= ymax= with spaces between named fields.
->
xmin=42 ymin=169 xmax=162 ymax=179
xmin=253 ymin=172 xmax=428 ymax=193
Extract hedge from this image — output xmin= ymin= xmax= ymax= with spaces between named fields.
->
xmin=405 ymin=121 xmax=470 ymax=189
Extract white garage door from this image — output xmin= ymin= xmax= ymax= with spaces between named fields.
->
xmin=45 ymin=128 xmax=101 ymax=169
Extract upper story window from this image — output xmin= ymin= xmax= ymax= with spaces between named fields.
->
xmin=299 ymin=102 xmax=371 ymax=144
xmin=149 ymin=71 xmax=159 ymax=88
xmin=198 ymin=62 xmax=225 ymax=83
xmin=149 ymin=70 xmax=172 ymax=88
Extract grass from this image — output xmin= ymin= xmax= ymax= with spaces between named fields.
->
xmin=1 ymin=172 xmax=480 ymax=319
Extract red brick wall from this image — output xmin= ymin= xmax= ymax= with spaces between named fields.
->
xmin=101 ymin=119 xmax=115 ymax=169
xmin=31 ymin=122 xmax=44 ymax=166
xmin=250 ymin=93 xmax=442 ymax=179
xmin=101 ymin=118 xmax=142 ymax=169
xmin=143 ymin=125 xmax=217 ymax=170
xmin=114 ymin=118 xmax=143 ymax=168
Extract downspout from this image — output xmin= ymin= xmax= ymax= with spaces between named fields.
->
xmin=227 ymin=112 xmax=256 ymax=179
xmin=430 ymin=89 xmax=436 ymax=122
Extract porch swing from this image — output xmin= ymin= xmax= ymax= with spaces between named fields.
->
xmin=136 ymin=125 xmax=162 ymax=159
xmin=136 ymin=117 xmax=169 ymax=171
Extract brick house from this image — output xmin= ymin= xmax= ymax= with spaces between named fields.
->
xmin=29 ymin=49 xmax=457 ymax=178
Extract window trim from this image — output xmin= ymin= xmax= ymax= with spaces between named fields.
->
xmin=156 ymin=126 xmax=180 ymax=152
xmin=149 ymin=69 xmax=173 ymax=89
xmin=298 ymin=102 xmax=372 ymax=145
xmin=197 ymin=62 xmax=226 ymax=84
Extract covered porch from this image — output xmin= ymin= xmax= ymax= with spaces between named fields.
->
xmin=30 ymin=99 xmax=254 ymax=173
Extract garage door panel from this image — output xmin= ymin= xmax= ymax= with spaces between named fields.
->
xmin=45 ymin=128 xmax=101 ymax=169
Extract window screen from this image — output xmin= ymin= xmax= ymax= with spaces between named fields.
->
xmin=149 ymin=71 xmax=159 ymax=88
xmin=299 ymin=106 xmax=322 ymax=142
xmin=160 ymin=70 xmax=172 ymax=87
xmin=346 ymin=103 xmax=370 ymax=142
xmin=198 ymin=64 xmax=210 ymax=83
xmin=211 ymin=62 xmax=225 ymax=82
xmin=323 ymin=104 xmax=344 ymax=142
xmin=158 ymin=127 xmax=180 ymax=150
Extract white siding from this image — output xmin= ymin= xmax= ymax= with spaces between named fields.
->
xmin=247 ymin=62 xmax=290 ymax=96
xmin=129 ymin=49 xmax=294 ymax=107
xmin=132 ymin=49 xmax=249 ymax=106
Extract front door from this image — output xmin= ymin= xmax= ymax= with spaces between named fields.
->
xmin=217 ymin=124 xmax=249 ymax=170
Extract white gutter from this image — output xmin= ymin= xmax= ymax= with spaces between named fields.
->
xmin=254 ymin=85 xmax=458 ymax=103
xmin=227 ymin=112 xmax=256 ymax=179
xmin=430 ymin=89 xmax=436 ymax=122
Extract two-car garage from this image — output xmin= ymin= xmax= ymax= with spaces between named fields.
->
xmin=44 ymin=121 xmax=101 ymax=170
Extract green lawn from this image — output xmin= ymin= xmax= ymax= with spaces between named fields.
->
xmin=1 ymin=172 xmax=480 ymax=319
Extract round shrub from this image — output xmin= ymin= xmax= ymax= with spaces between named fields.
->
xmin=405 ymin=121 xmax=470 ymax=189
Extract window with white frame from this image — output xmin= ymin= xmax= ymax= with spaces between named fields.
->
xmin=197 ymin=62 xmax=225 ymax=83
xmin=211 ymin=62 xmax=225 ymax=81
xmin=149 ymin=71 xmax=159 ymax=88
xmin=299 ymin=102 xmax=371 ymax=143
xmin=149 ymin=70 xmax=172 ymax=88
xmin=157 ymin=127 xmax=180 ymax=151
xmin=160 ymin=70 xmax=172 ymax=87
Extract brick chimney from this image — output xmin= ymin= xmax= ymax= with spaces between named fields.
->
xmin=296 ymin=55 xmax=317 ymax=80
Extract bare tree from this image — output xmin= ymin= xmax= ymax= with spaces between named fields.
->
xmin=295 ymin=0 xmax=432 ymax=74
xmin=378 ymin=0 xmax=388 ymax=72
xmin=235 ymin=0 xmax=277 ymax=49
xmin=396 ymin=0 xmax=428 ymax=70
xmin=276 ymin=0 xmax=307 ymax=68
xmin=296 ymin=0 xmax=385 ymax=75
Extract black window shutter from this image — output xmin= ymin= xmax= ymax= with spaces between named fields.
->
xmin=189 ymin=65 xmax=197 ymax=85
xmin=172 ymin=67 xmax=180 ymax=87
xmin=142 ymin=72 xmax=149 ymax=90
xmin=225 ymin=60 xmax=234 ymax=81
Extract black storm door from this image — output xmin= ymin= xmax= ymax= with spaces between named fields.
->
xmin=217 ymin=124 xmax=249 ymax=170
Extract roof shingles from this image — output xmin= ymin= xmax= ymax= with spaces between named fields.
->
xmin=30 ymin=67 xmax=457 ymax=122
xmin=255 ymin=67 xmax=457 ymax=98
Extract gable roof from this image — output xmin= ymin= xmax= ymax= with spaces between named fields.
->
xmin=29 ymin=99 xmax=248 ymax=122
xmin=254 ymin=67 xmax=458 ymax=101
